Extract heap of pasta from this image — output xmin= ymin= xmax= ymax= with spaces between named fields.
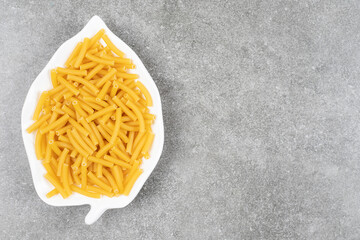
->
xmin=27 ymin=29 xmax=155 ymax=199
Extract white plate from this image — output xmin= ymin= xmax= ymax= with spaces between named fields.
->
xmin=21 ymin=15 xmax=164 ymax=225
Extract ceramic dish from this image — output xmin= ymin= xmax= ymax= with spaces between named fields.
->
xmin=21 ymin=15 xmax=164 ymax=224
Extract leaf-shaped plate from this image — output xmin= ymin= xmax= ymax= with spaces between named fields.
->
xmin=21 ymin=15 xmax=164 ymax=225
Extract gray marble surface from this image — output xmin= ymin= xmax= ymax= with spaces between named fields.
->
xmin=1 ymin=1 xmax=360 ymax=239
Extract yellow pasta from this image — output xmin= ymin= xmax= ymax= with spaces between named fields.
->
xmin=116 ymin=81 xmax=140 ymax=102
xmin=98 ymin=69 xmax=111 ymax=76
xmin=86 ymin=105 xmax=116 ymax=123
xmin=143 ymin=113 xmax=156 ymax=121
xmin=131 ymin=132 xmax=147 ymax=161
xmin=40 ymin=114 xmax=69 ymax=134
xmin=70 ymin=149 xmax=78 ymax=158
xmin=79 ymin=118 xmax=98 ymax=146
xmin=48 ymin=111 xmax=59 ymax=125
xmin=74 ymin=38 xmax=89 ymax=68
xmin=52 ymin=88 xmax=69 ymax=102
xmin=97 ymin=80 xmax=112 ymax=100
xmin=44 ymin=173 xmax=68 ymax=198
xmin=47 ymin=131 xmax=55 ymax=145
xmin=110 ymin=81 xmax=119 ymax=97
xmin=104 ymin=155 xmax=131 ymax=169
xmin=125 ymin=160 xmax=141 ymax=185
xmin=41 ymin=107 xmax=51 ymax=116
xmin=81 ymin=157 xmax=88 ymax=189
xmin=71 ymin=128 xmax=94 ymax=154
xmin=65 ymin=42 xmax=82 ymax=67
xmin=90 ymin=122 xmax=104 ymax=148
xmin=106 ymin=120 xmax=129 ymax=143
xmin=56 ymin=67 xmax=87 ymax=76
xmin=56 ymin=141 xmax=74 ymax=151
xmin=99 ymin=112 xmax=113 ymax=125
xmin=120 ymin=122 xmax=139 ymax=131
xmin=50 ymin=70 xmax=58 ymax=87
xmin=63 ymin=91 xmax=75 ymax=100
xmin=110 ymin=108 xmax=122 ymax=144
xmin=89 ymin=29 xmax=105 ymax=47
xmin=111 ymin=165 xmax=124 ymax=193
xmin=112 ymin=96 xmax=137 ymax=121
xmin=126 ymin=100 xmax=145 ymax=132
xmin=123 ymin=63 xmax=136 ymax=69
xmin=28 ymin=29 xmax=156 ymax=199
xmin=116 ymin=72 xmax=139 ymax=80
xmin=118 ymin=136 xmax=127 ymax=152
xmin=43 ymin=161 xmax=57 ymax=180
xmin=123 ymin=94 xmax=146 ymax=112
xmin=67 ymin=75 xmax=99 ymax=94
xmin=55 ymin=125 xmax=72 ymax=136
xmin=33 ymin=92 xmax=49 ymax=121
xmin=62 ymin=164 xmax=72 ymax=195
xmin=68 ymin=170 xmax=74 ymax=185
xmin=52 ymin=106 xmax=65 ymax=115
xmin=126 ymin=131 xmax=135 ymax=154
xmin=46 ymin=189 xmax=59 ymax=198
xmin=61 ymin=105 xmax=76 ymax=119
xmin=99 ymin=175 xmax=111 ymax=186
xmin=126 ymin=120 xmax=151 ymax=126
xmin=95 ymin=142 xmax=113 ymax=158
xmin=96 ymin=124 xmax=112 ymax=142
xmin=114 ymin=64 xmax=127 ymax=71
xmin=111 ymin=146 xmax=131 ymax=162
xmin=27 ymin=113 xmax=51 ymax=133
xmin=72 ymin=98 xmax=88 ymax=118
xmin=68 ymin=117 xmax=89 ymax=136
xmin=82 ymin=134 xmax=97 ymax=151
xmin=57 ymin=148 xmax=69 ymax=176
xmin=95 ymin=68 xmax=117 ymax=88
xmin=77 ymin=98 xmax=95 ymax=114
xmin=84 ymin=100 xmax=103 ymax=111
xmin=85 ymin=63 xmax=105 ymax=80
xmin=102 ymin=55 xmax=132 ymax=65
xmin=87 ymin=185 xmax=114 ymax=198
xmin=83 ymin=96 xmax=109 ymax=107
xmin=133 ymin=131 xmax=145 ymax=150
xmin=89 ymin=162 xmax=95 ymax=172
xmin=96 ymin=163 xmax=103 ymax=178
xmin=71 ymin=185 xmax=100 ymax=198
xmin=35 ymin=130 xmax=44 ymax=159
xmin=85 ymin=53 xmax=115 ymax=66
xmin=72 ymin=170 xmax=81 ymax=185
xmin=88 ymin=156 xmax=114 ymax=168
xmin=57 ymin=76 xmax=80 ymax=96
xmin=80 ymin=61 xmax=97 ymax=70
xmin=101 ymin=34 xmax=125 ymax=57
xmin=71 ymin=153 xmax=82 ymax=170
xmin=135 ymin=81 xmax=153 ymax=106
xmin=87 ymin=48 xmax=98 ymax=55
xmin=87 ymin=172 xmax=112 ymax=192
xmin=67 ymin=129 xmax=89 ymax=158
xmin=141 ymin=131 xmax=155 ymax=156
xmin=50 ymin=142 xmax=62 ymax=156
xmin=102 ymin=168 xmax=119 ymax=194
xmin=138 ymin=98 xmax=148 ymax=109
xmin=49 ymin=158 xmax=58 ymax=174
xmin=123 ymin=169 xmax=142 ymax=196
xmin=48 ymin=84 xmax=65 ymax=96
xmin=75 ymin=110 xmax=81 ymax=121
xmin=120 ymin=116 xmax=132 ymax=122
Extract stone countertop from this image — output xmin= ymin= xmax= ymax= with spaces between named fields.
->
xmin=1 ymin=1 xmax=360 ymax=239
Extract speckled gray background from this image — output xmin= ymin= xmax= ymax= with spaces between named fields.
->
xmin=1 ymin=0 xmax=360 ymax=239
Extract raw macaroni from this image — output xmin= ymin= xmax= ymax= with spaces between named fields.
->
xmin=27 ymin=29 xmax=155 ymax=199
